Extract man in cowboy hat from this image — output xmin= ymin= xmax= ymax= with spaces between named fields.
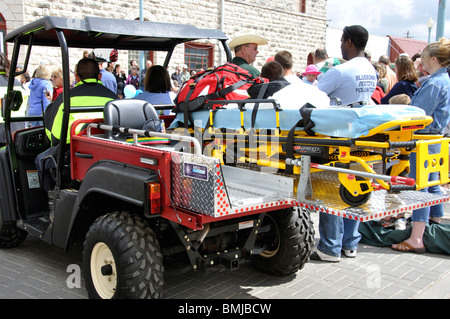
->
xmin=229 ymin=33 xmax=268 ymax=78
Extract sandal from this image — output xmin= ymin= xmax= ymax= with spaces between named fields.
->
xmin=391 ymin=241 xmax=426 ymax=254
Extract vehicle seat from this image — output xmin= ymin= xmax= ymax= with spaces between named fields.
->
xmin=103 ymin=99 xmax=161 ymax=141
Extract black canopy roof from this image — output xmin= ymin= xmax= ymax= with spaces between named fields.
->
xmin=5 ymin=16 xmax=229 ymax=51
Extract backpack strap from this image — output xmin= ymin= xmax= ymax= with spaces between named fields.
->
xmin=181 ymin=83 xmax=196 ymax=129
xmin=203 ymin=79 xmax=248 ymax=101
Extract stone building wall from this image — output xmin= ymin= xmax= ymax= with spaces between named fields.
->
xmin=1 ymin=0 xmax=327 ymax=75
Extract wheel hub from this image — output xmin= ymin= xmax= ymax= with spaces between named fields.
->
xmin=101 ymin=264 xmax=113 ymax=276
xmin=91 ymin=242 xmax=117 ymax=299
xmin=257 ymin=215 xmax=280 ymax=258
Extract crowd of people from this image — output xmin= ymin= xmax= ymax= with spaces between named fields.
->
xmin=1 ymin=25 xmax=449 ymax=259
xmin=228 ymin=27 xmax=450 ymax=260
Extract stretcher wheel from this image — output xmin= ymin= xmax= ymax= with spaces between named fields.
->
xmin=339 ymin=179 xmax=371 ymax=207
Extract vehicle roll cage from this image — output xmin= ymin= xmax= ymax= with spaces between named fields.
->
xmin=4 ymin=16 xmax=232 ymax=188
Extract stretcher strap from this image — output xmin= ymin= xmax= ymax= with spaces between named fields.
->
xmin=250 ymin=82 xmax=270 ymax=131
xmin=285 ymin=103 xmax=316 ymax=174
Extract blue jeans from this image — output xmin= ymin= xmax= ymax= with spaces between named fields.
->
xmin=317 ymin=212 xmax=361 ymax=257
xmin=409 ymin=143 xmax=444 ymax=223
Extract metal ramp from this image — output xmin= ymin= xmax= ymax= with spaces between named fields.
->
xmin=303 ymin=170 xmax=449 ymax=222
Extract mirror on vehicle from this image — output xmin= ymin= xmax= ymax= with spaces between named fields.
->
xmin=6 ymin=90 xmax=23 ymax=112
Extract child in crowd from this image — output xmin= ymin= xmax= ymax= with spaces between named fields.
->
xmin=302 ymin=65 xmax=321 ymax=85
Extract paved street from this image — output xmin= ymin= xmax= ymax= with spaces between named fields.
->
xmin=0 ymin=205 xmax=449 ymax=300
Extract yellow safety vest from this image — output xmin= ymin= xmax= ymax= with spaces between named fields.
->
xmin=45 ymin=78 xmax=118 ymax=145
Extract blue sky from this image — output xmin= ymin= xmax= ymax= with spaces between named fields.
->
xmin=326 ymin=0 xmax=449 ymax=42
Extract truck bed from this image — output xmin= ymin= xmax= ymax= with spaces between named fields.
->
xmin=71 ymin=120 xmax=449 ymax=226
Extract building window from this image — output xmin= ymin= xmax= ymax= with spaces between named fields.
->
xmin=184 ymin=42 xmax=213 ymax=73
xmin=0 ymin=13 xmax=6 ymax=53
xmin=299 ymin=0 xmax=306 ymax=13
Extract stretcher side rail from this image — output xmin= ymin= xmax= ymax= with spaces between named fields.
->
xmin=203 ymin=99 xmax=283 ymax=134
xmin=204 ymin=99 xmax=282 ymax=111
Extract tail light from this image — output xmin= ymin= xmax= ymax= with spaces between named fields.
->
xmin=148 ymin=182 xmax=161 ymax=214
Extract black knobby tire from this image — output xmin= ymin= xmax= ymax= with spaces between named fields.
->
xmin=251 ymin=206 xmax=314 ymax=276
xmin=0 ymin=212 xmax=28 ymax=249
xmin=83 ymin=211 xmax=164 ymax=299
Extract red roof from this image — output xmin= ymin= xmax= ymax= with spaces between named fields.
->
xmin=388 ymin=36 xmax=428 ymax=62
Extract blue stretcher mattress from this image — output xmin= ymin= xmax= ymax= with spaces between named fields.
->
xmin=169 ymin=105 xmax=426 ymax=138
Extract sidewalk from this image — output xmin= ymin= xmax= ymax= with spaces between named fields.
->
xmin=163 ymin=204 xmax=450 ymax=299
xmin=0 ymin=204 xmax=449 ymax=299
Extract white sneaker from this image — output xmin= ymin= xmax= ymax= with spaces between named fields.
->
xmin=343 ymin=249 xmax=357 ymax=258
xmin=311 ymin=250 xmax=341 ymax=262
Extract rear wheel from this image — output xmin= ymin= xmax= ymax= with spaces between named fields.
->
xmin=83 ymin=211 xmax=164 ymax=299
xmin=251 ymin=206 xmax=314 ymax=276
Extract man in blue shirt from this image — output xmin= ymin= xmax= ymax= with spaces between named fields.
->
xmin=317 ymin=27 xmax=376 ymax=106
xmin=313 ymin=25 xmax=376 ymax=263
xmin=99 ymin=62 xmax=117 ymax=94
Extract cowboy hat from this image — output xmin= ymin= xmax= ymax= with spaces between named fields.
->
xmin=228 ymin=32 xmax=268 ymax=50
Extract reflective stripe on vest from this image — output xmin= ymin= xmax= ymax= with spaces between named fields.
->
xmin=47 ymin=79 xmax=116 ymax=145
xmin=47 ymin=95 xmax=113 ymax=144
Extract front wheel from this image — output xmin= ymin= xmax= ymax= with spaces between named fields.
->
xmin=251 ymin=206 xmax=314 ymax=276
xmin=0 ymin=212 xmax=28 ymax=248
xmin=83 ymin=211 xmax=164 ymax=299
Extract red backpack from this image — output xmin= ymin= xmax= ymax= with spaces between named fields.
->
xmin=174 ymin=63 xmax=266 ymax=117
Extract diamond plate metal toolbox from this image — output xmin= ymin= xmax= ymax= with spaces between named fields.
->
xmin=170 ymin=152 xmax=219 ymax=216
xmin=170 ymin=152 xmax=296 ymax=217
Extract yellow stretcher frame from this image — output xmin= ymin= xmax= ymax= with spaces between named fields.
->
xmin=413 ymin=135 xmax=450 ymax=189
xmin=193 ymin=103 xmax=449 ymax=206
